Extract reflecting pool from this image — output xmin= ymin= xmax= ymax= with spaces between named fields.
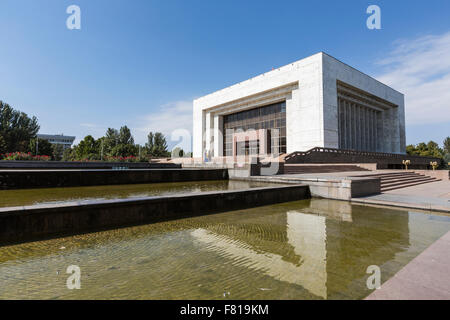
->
xmin=0 ymin=180 xmax=275 ymax=208
xmin=0 ymin=198 xmax=449 ymax=299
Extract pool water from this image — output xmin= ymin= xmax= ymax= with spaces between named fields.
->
xmin=0 ymin=198 xmax=449 ymax=300
xmin=0 ymin=180 xmax=275 ymax=208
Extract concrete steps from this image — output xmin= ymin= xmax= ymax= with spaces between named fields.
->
xmin=382 ymin=177 xmax=437 ymax=189
xmin=361 ymin=172 xmax=417 ymax=178
xmin=381 ymin=179 xmax=439 ymax=192
xmin=357 ymin=171 xmax=441 ymax=192
xmin=380 ymin=175 xmax=434 ymax=184
xmin=283 ymin=164 xmax=369 ymax=175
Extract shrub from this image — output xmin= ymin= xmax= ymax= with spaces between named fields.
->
xmin=1 ymin=152 xmax=51 ymax=161
xmin=104 ymin=155 xmax=139 ymax=163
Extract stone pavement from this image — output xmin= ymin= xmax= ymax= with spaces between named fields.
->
xmin=385 ymin=180 xmax=450 ymax=198
xmin=366 ymin=231 xmax=450 ymax=300
xmin=352 ymin=180 xmax=450 ymax=212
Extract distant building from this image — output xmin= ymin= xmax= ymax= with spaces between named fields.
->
xmin=37 ymin=134 xmax=76 ymax=150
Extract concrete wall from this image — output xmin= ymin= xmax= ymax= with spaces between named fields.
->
xmin=237 ymin=175 xmax=381 ymax=201
xmin=0 ymin=169 xmax=228 ymax=189
xmin=228 ymin=162 xmax=285 ymax=179
xmin=0 ymin=185 xmax=310 ymax=245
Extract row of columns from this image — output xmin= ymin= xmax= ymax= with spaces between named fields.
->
xmin=338 ymin=99 xmax=383 ymax=152
xmin=204 ymin=112 xmax=223 ymax=158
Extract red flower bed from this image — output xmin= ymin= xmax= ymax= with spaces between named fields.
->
xmin=104 ymin=155 xmax=139 ymax=162
xmin=1 ymin=152 xmax=51 ymax=161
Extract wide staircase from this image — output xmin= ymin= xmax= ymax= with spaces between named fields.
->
xmin=284 ymin=147 xmax=440 ymax=169
xmin=283 ymin=164 xmax=370 ymax=175
xmin=357 ymin=171 xmax=441 ymax=192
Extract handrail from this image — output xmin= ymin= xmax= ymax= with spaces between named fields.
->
xmin=284 ymin=147 xmax=440 ymax=162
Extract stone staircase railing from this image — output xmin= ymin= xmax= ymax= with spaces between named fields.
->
xmin=284 ymin=147 xmax=441 ymax=168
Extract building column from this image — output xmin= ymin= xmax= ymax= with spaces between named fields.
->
xmin=367 ymin=109 xmax=371 ymax=151
xmin=365 ymin=108 xmax=369 ymax=152
xmin=372 ymin=110 xmax=377 ymax=152
xmin=361 ymin=106 xmax=366 ymax=151
xmin=339 ymin=99 xmax=345 ymax=149
xmin=370 ymin=109 xmax=374 ymax=151
xmin=338 ymin=99 xmax=341 ymax=148
xmin=392 ymin=108 xmax=400 ymax=153
xmin=377 ymin=111 xmax=384 ymax=152
xmin=213 ymin=115 xmax=223 ymax=157
xmin=369 ymin=110 xmax=374 ymax=152
xmin=374 ymin=111 xmax=378 ymax=152
xmin=349 ymin=103 xmax=353 ymax=150
xmin=383 ymin=109 xmax=391 ymax=152
xmin=356 ymin=105 xmax=361 ymax=151
xmin=346 ymin=101 xmax=352 ymax=149
xmin=205 ymin=112 xmax=214 ymax=157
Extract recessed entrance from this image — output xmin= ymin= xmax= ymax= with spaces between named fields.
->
xmin=236 ymin=140 xmax=260 ymax=156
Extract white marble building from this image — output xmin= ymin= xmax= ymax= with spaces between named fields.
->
xmin=193 ymin=52 xmax=406 ymax=159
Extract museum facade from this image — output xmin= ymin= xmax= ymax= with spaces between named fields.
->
xmin=193 ymin=52 xmax=406 ymax=159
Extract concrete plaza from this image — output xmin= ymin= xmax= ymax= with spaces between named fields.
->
xmin=352 ymin=180 xmax=450 ymax=213
xmin=366 ymin=231 xmax=450 ymax=300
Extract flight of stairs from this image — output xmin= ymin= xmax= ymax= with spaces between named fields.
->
xmin=283 ymin=164 xmax=370 ymax=175
xmin=358 ymin=171 xmax=441 ymax=192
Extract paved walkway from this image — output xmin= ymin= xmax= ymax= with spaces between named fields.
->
xmin=269 ymin=170 xmax=450 ymax=212
xmin=250 ymin=170 xmax=450 ymax=212
xmin=366 ymin=231 xmax=450 ymax=300
xmin=385 ymin=180 xmax=450 ymax=198
xmin=352 ymin=181 xmax=450 ymax=212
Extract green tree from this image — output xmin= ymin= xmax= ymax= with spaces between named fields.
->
xmin=146 ymin=131 xmax=169 ymax=157
xmin=0 ymin=134 xmax=6 ymax=155
xmin=96 ymin=136 xmax=106 ymax=160
xmin=0 ymin=101 xmax=40 ymax=152
xmin=52 ymin=144 xmax=64 ymax=161
xmin=101 ymin=126 xmax=137 ymax=157
xmin=104 ymin=128 xmax=119 ymax=154
xmin=444 ymin=137 xmax=450 ymax=154
xmin=406 ymin=144 xmax=416 ymax=155
xmin=444 ymin=153 xmax=450 ymax=169
xmin=74 ymin=135 xmax=100 ymax=160
xmin=118 ymin=126 xmax=134 ymax=145
xmin=426 ymin=141 xmax=444 ymax=158
xmin=406 ymin=141 xmax=444 ymax=158
xmin=145 ymin=132 xmax=154 ymax=153
xmin=29 ymin=138 xmax=53 ymax=157
xmin=135 ymin=144 xmax=148 ymax=161
xmin=110 ymin=144 xmax=138 ymax=157
xmin=154 ymin=132 xmax=169 ymax=157
xmin=62 ymin=148 xmax=76 ymax=161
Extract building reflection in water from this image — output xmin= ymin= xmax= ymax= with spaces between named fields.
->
xmin=192 ymin=199 xmax=410 ymax=299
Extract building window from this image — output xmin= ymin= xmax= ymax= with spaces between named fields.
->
xmin=223 ymin=101 xmax=287 ymax=156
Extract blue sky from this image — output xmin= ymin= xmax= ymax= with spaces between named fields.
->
xmin=0 ymin=0 xmax=449 ymax=150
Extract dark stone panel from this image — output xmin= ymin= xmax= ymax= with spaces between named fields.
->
xmin=0 ymin=169 xmax=228 ymax=189
xmin=0 ymin=161 xmax=181 ymax=170
xmin=284 ymin=147 xmax=440 ymax=169
xmin=0 ymin=185 xmax=310 ymax=245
